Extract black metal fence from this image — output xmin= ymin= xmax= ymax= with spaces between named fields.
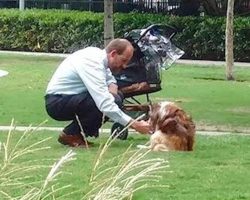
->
xmin=0 ymin=0 xmax=180 ymax=13
xmin=0 ymin=0 xmax=249 ymax=16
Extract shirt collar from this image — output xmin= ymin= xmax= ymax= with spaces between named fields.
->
xmin=103 ymin=49 xmax=108 ymax=68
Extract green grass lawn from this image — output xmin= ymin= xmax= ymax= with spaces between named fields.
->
xmin=0 ymin=53 xmax=250 ymax=133
xmin=0 ymin=131 xmax=250 ymax=200
xmin=1 ymin=53 xmax=250 ymax=199
xmin=156 ymin=64 xmax=250 ymax=132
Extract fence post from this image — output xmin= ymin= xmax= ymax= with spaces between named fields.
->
xmin=19 ymin=0 xmax=25 ymax=10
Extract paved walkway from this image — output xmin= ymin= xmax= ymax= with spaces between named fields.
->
xmin=176 ymin=59 xmax=250 ymax=67
xmin=0 ymin=125 xmax=249 ymax=136
xmin=0 ymin=50 xmax=250 ymax=67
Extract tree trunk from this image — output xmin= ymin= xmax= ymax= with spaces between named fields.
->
xmin=225 ymin=0 xmax=235 ymax=80
xmin=104 ymin=0 xmax=114 ymax=47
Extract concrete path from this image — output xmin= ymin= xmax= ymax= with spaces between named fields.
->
xmin=176 ymin=59 xmax=250 ymax=67
xmin=0 ymin=50 xmax=250 ymax=67
xmin=0 ymin=125 xmax=249 ymax=136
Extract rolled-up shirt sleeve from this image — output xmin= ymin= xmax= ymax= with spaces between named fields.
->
xmin=106 ymin=67 xmax=117 ymax=86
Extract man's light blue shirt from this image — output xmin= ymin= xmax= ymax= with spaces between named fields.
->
xmin=46 ymin=47 xmax=132 ymax=126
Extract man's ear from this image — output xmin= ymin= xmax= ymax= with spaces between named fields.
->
xmin=110 ymin=50 xmax=117 ymax=58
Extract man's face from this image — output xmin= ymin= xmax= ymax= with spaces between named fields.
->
xmin=108 ymin=47 xmax=133 ymax=74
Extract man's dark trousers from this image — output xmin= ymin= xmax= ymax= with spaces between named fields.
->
xmin=45 ymin=91 xmax=123 ymax=137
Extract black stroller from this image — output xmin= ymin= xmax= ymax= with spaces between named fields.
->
xmin=111 ymin=24 xmax=184 ymax=140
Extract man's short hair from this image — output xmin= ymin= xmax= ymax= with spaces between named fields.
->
xmin=105 ymin=38 xmax=133 ymax=55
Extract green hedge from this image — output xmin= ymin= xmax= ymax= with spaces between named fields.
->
xmin=0 ymin=9 xmax=104 ymax=53
xmin=0 ymin=9 xmax=249 ymax=61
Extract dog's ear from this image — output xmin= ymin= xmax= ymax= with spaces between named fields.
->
xmin=175 ymin=110 xmax=196 ymax=135
xmin=149 ymin=103 xmax=161 ymax=129
xmin=160 ymin=118 xmax=177 ymax=132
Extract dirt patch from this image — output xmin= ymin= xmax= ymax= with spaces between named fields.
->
xmin=153 ymin=97 xmax=193 ymax=103
xmin=227 ymin=107 xmax=250 ymax=114
xmin=196 ymin=124 xmax=250 ymax=134
xmin=193 ymin=77 xmax=248 ymax=82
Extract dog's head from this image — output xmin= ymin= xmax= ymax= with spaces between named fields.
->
xmin=149 ymin=101 xmax=195 ymax=151
xmin=149 ymin=101 xmax=195 ymax=135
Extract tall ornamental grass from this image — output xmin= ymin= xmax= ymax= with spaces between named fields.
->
xmin=0 ymin=119 xmax=170 ymax=199
xmin=0 ymin=119 xmax=76 ymax=199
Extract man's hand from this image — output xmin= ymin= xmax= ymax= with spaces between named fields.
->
xmin=130 ymin=120 xmax=151 ymax=135
xmin=108 ymin=83 xmax=118 ymax=95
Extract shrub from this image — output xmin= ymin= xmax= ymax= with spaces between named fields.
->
xmin=0 ymin=9 xmax=249 ymax=61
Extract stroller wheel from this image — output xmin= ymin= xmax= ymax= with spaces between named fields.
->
xmin=111 ymin=123 xmax=128 ymax=140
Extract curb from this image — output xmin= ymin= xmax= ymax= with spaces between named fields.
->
xmin=176 ymin=59 xmax=250 ymax=67
xmin=0 ymin=50 xmax=249 ymax=67
xmin=0 ymin=126 xmax=249 ymax=136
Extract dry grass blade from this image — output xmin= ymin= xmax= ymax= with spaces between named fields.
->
xmin=39 ymin=150 xmax=76 ymax=195
xmin=84 ymin=115 xmax=170 ymax=200
xmin=18 ymin=188 xmax=40 ymax=200
xmin=0 ymin=120 xmax=77 ymax=199
xmin=40 ymin=184 xmax=72 ymax=200
xmin=75 ymin=114 xmax=90 ymax=148
xmin=90 ymin=114 xmax=146 ymax=183
xmin=3 ymin=119 xmax=15 ymax=163
xmin=4 ymin=120 xmax=49 ymax=164
xmin=1 ymin=120 xmax=52 ymax=171
xmin=91 ymin=145 xmax=133 ymax=183
xmin=0 ymin=190 xmax=12 ymax=200
xmin=1 ymin=164 xmax=49 ymax=179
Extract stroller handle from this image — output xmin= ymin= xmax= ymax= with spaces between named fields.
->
xmin=135 ymin=24 xmax=177 ymax=44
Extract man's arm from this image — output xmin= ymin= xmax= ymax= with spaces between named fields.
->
xmin=108 ymin=82 xmax=118 ymax=95
xmin=130 ymin=120 xmax=151 ymax=134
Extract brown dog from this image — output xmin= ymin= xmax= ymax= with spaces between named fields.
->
xmin=140 ymin=101 xmax=195 ymax=151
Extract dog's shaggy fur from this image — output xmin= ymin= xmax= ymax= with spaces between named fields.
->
xmin=147 ymin=101 xmax=195 ymax=151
